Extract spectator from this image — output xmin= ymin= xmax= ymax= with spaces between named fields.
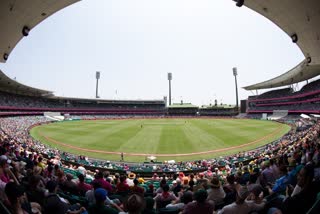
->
xmin=207 ymin=176 xmax=226 ymax=205
xmin=130 ymin=178 xmax=144 ymax=195
xmin=44 ymin=180 xmax=85 ymax=214
xmin=142 ymin=197 xmax=155 ymax=214
xmin=116 ymin=175 xmax=130 ymax=194
xmin=93 ymin=171 xmax=113 ymax=193
xmin=154 ymin=184 xmax=178 ymax=209
xmin=166 ymin=190 xmax=193 ymax=211
xmin=120 ymin=194 xmax=145 ymax=214
xmin=5 ymin=182 xmax=42 ymax=214
xmin=77 ymin=173 xmax=92 ymax=196
xmin=217 ymin=186 xmax=265 ymax=214
xmin=88 ymin=188 xmax=122 ymax=214
xmin=281 ymin=164 xmax=320 ymax=214
xmin=182 ymin=189 xmax=214 ymax=214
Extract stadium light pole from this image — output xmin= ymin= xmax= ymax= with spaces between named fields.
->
xmin=233 ymin=67 xmax=239 ymax=110
xmin=96 ymin=71 xmax=100 ymax=98
xmin=168 ymin=73 xmax=172 ymax=106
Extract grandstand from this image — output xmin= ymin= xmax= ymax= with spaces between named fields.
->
xmin=0 ymin=71 xmax=166 ymax=117
xmin=246 ymin=78 xmax=320 ymax=116
xmin=0 ymin=1 xmax=320 ymax=214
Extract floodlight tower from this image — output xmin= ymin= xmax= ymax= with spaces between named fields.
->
xmin=96 ymin=71 xmax=100 ymax=98
xmin=232 ymin=67 xmax=239 ymax=109
xmin=168 ymin=73 xmax=172 ymax=106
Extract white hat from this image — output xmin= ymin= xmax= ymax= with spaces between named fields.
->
xmin=0 ymin=155 xmax=11 ymax=164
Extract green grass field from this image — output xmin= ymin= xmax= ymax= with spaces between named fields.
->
xmin=30 ymin=118 xmax=291 ymax=162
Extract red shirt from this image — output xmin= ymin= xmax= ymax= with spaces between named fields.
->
xmin=116 ymin=182 xmax=130 ymax=192
xmin=130 ymin=185 xmax=144 ymax=194
xmin=0 ymin=173 xmax=10 ymax=183
xmin=94 ymin=178 xmax=113 ymax=192
xmin=78 ymin=182 xmax=92 ymax=192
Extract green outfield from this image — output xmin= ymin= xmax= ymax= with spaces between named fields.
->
xmin=30 ymin=118 xmax=291 ymax=162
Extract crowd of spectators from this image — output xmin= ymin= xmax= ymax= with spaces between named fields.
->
xmin=299 ymin=79 xmax=320 ymax=93
xmin=254 ymin=88 xmax=293 ymax=100
xmin=247 ymin=79 xmax=320 ymax=114
xmin=1 ymin=115 xmax=320 ymax=213
xmin=250 ymin=79 xmax=320 ymax=102
xmin=248 ymin=103 xmax=320 ymax=112
xmin=0 ymin=91 xmax=165 ymax=111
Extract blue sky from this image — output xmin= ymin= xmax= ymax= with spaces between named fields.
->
xmin=1 ymin=0 xmax=304 ymax=105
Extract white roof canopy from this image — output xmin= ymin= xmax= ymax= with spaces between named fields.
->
xmin=241 ymin=0 xmax=320 ymax=90
xmin=0 ymin=0 xmax=80 ymax=63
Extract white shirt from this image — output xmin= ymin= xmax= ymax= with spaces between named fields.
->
xmin=217 ymin=200 xmax=265 ymax=214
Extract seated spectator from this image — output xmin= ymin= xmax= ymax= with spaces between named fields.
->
xmin=166 ymin=190 xmax=193 ymax=211
xmin=77 ymin=173 xmax=92 ymax=196
xmin=196 ymin=173 xmax=208 ymax=185
xmin=120 ymin=194 xmax=145 ymax=214
xmin=260 ymin=161 xmax=276 ymax=188
xmin=130 ymin=178 xmax=144 ymax=195
xmin=145 ymin=184 xmax=155 ymax=197
xmin=207 ymin=176 xmax=226 ymax=205
xmin=62 ymin=173 xmax=78 ymax=195
xmin=154 ymin=184 xmax=178 ymax=209
xmin=26 ymin=175 xmax=46 ymax=206
xmin=172 ymin=179 xmax=182 ymax=196
xmin=156 ymin=178 xmax=167 ymax=194
xmin=116 ymin=175 xmax=130 ymax=194
xmin=0 ymin=156 xmax=14 ymax=183
xmin=142 ymin=197 xmax=155 ymax=214
xmin=281 ymin=164 xmax=320 ymax=214
xmin=267 ymin=165 xmax=290 ymax=195
xmin=217 ymin=186 xmax=265 ymax=214
xmin=239 ymin=166 xmax=250 ymax=185
xmin=182 ymin=177 xmax=190 ymax=189
xmin=126 ymin=172 xmax=135 ymax=187
xmin=270 ymin=159 xmax=280 ymax=179
xmin=88 ymin=188 xmax=122 ymax=214
xmin=223 ymin=174 xmax=237 ymax=205
xmin=5 ymin=182 xmax=42 ymax=214
xmin=86 ymin=180 xmax=120 ymax=207
xmin=103 ymin=171 xmax=113 ymax=182
xmin=93 ymin=171 xmax=113 ymax=193
xmin=43 ymin=164 xmax=55 ymax=181
xmin=37 ymin=156 xmax=46 ymax=170
xmin=151 ymin=173 xmax=159 ymax=181
xmin=188 ymin=173 xmax=196 ymax=191
xmin=137 ymin=175 xmax=145 ymax=184
xmin=182 ymin=189 xmax=214 ymax=214
xmin=44 ymin=180 xmax=85 ymax=214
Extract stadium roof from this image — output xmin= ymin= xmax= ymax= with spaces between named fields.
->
xmin=200 ymin=104 xmax=236 ymax=109
xmin=52 ymin=96 xmax=165 ymax=104
xmin=0 ymin=0 xmax=79 ymax=63
xmin=0 ymin=0 xmax=79 ymax=96
xmin=0 ymin=69 xmax=53 ymax=96
xmin=241 ymin=0 xmax=320 ymax=90
xmin=168 ymin=103 xmax=198 ymax=108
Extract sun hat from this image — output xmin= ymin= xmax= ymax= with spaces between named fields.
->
xmin=0 ymin=155 xmax=11 ymax=164
xmin=128 ymin=172 xmax=136 ymax=179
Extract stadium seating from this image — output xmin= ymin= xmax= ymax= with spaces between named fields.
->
xmin=247 ymin=80 xmax=320 ymax=115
